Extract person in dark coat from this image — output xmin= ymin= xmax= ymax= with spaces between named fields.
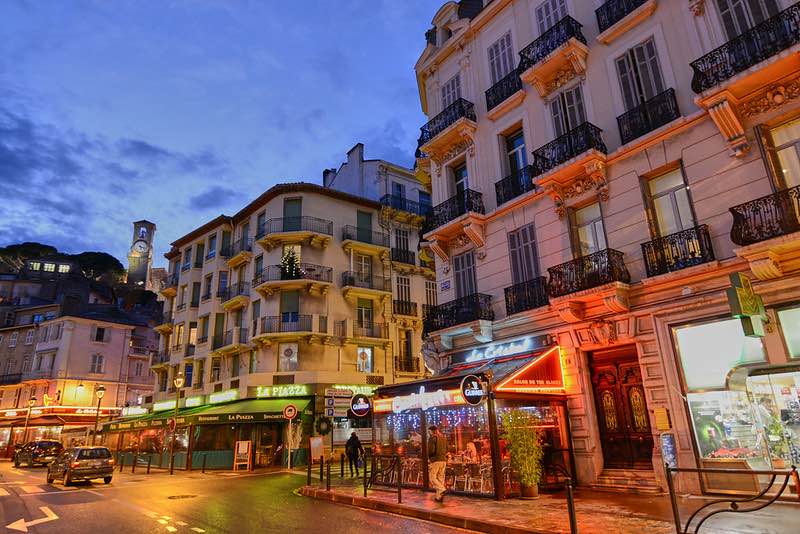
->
xmin=345 ymin=432 xmax=365 ymax=477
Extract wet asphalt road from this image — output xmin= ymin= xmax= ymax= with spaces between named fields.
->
xmin=0 ymin=462 xmax=467 ymax=533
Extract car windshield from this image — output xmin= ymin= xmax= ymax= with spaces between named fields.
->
xmin=77 ymin=448 xmax=111 ymax=459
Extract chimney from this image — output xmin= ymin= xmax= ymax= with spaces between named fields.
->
xmin=323 ymin=168 xmax=337 ymax=187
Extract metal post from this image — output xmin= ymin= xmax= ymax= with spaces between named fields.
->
xmin=397 ymin=457 xmax=402 ymax=504
xmin=131 ymin=454 xmax=136 ymax=473
xmin=664 ymin=463 xmax=682 ymax=534
xmin=565 ymin=478 xmax=577 ymax=534
xmin=201 ymin=454 xmax=207 ymax=474
xmin=169 ymin=395 xmax=179 ymax=475
xmin=340 ymin=453 xmax=345 ymax=478
xmin=92 ymin=394 xmax=102 ymax=446
xmin=363 ymin=455 xmax=368 ymax=497
xmin=326 ymin=461 xmax=331 ymax=491
xmin=307 ymin=458 xmax=312 ymax=486
xmin=319 ymin=455 xmax=324 ymax=481
xmin=21 ymin=405 xmax=32 ymax=445
xmin=147 ymin=455 xmax=152 ymax=474
xmin=119 ymin=455 xmax=124 ymax=472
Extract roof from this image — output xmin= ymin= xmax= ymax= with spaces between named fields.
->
xmin=70 ymin=305 xmax=148 ymax=327
xmin=168 ymin=214 xmax=232 ymax=251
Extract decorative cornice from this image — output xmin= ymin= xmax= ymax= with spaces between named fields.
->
xmin=739 ymin=78 xmax=800 ymax=117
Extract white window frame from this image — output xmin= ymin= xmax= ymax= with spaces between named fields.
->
xmin=396 ymin=276 xmax=411 ymax=302
xmin=90 ymin=353 xmax=104 ymax=374
xmin=440 ymin=74 xmax=462 ymax=110
xmin=535 ymin=0 xmax=568 ymax=36
xmin=24 ymin=330 xmax=34 ymax=345
xmin=487 ymin=31 xmax=515 ymax=85
xmin=8 ymin=332 xmax=17 ymax=348
xmin=425 ymin=280 xmax=438 ymax=307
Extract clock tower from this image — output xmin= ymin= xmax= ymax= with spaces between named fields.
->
xmin=127 ymin=220 xmax=156 ymax=288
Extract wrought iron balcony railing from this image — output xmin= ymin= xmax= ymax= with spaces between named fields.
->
xmin=380 ymin=194 xmax=432 ymax=217
xmin=201 ymin=290 xmax=212 ymax=302
xmin=219 ymin=244 xmax=232 ymax=258
xmin=181 ymin=263 xmax=191 ymax=272
xmin=485 ymin=70 xmax=522 ymax=112
xmin=531 ymin=122 xmax=607 ymax=177
xmin=423 ymin=293 xmax=494 ymax=333
xmin=418 ymin=98 xmax=476 ymax=145
xmin=691 ymin=4 xmax=800 ymax=93
xmin=176 ymin=302 xmax=186 ymax=312
xmin=495 ymin=165 xmax=537 ymax=206
xmin=151 ymin=351 xmax=170 ymax=366
xmin=158 ymin=311 xmax=173 ymax=325
xmin=162 ymin=273 xmax=179 ymax=289
xmin=255 ymin=263 xmax=333 ymax=285
xmin=641 ymin=224 xmax=715 ymax=277
xmin=504 ymin=276 xmax=549 ymax=316
xmin=547 ymin=248 xmax=631 ymax=298
xmin=341 ymin=272 xmax=391 ymax=292
xmin=260 ymin=315 xmax=313 ymax=334
xmin=518 ymin=16 xmax=586 ymax=72
xmin=393 ymin=299 xmax=418 ymax=317
xmin=730 ymin=185 xmax=800 ymax=245
xmin=342 ymin=226 xmax=389 ymax=247
xmin=0 ymin=374 xmax=22 ymax=386
xmin=185 ymin=344 xmax=196 ymax=357
xmin=596 ymin=0 xmax=649 ymax=34
xmin=423 ymin=189 xmax=485 ymax=233
xmin=391 ymin=248 xmax=416 ymax=265
xmin=211 ymin=333 xmax=225 ymax=350
xmin=190 ymin=299 xmax=199 ymax=308
xmin=354 ymin=321 xmax=388 ymax=339
xmin=256 ymin=216 xmax=334 ymax=237
xmin=197 ymin=335 xmax=208 ymax=345
xmin=221 ymin=281 xmax=250 ymax=301
xmin=617 ymin=88 xmax=680 ymax=145
xmin=395 ymin=356 xmax=420 ymax=374
xmin=231 ymin=237 xmax=253 ymax=256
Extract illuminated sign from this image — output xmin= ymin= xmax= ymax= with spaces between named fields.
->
xmin=122 ymin=406 xmax=148 ymax=416
xmin=209 ymin=389 xmax=239 ymax=404
xmin=185 ymin=396 xmax=203 ymax=407
xmin=350 ymin=394 xmax=371 ymax=417
xmin=255 ymin=384 xmax=310 ymax=398
xmin=1 ymin=406 xmax=122 ymax=418
xmin=495 ymin=347 xmax=565 ymax=394
xmin=333 ymin=384 xmax=377 ymax=396
xmin=153 ymin=400 xmax=176 ymax=412
xmin=451 ymin=334 xmax=553 ymax=364
xmin=460 ymin=375 xmax=486 ymax=406
xmin=374 ymin=387 xmax=466 ymax=414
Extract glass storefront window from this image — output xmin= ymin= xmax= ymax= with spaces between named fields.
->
xmin=373 ymin=411 xmax=423 ymax=488
xmin=747 ymin=372 xmax=800 ymax=466
xmin=778 ymin=307 xmax=800 ymax=358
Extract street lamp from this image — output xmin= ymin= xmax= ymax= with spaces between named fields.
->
xmin=91 ymin=385 xmax=106 ymax=446
xmin=21 ymin=396 xmax=37 ymax=445
xmin=169 ymin=371 xmax=184 ymax=475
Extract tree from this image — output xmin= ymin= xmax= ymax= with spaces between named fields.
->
xmin=280 ymin=248 xmax=301 ymax=280
xmin=69 ymin=251 xmax=125 ymax=281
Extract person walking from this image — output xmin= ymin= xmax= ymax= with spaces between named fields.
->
xmin=428 ymin=425 xmax=448 ymax=502
xmin=345 ymin=432 xmax=364 ymax=477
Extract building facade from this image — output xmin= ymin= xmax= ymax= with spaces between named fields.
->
xmin=416 ymin=0 xmax=800 ymax=494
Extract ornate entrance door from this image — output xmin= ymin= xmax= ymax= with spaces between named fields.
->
xmin=590 ymin=347 xmax=653 ymax=470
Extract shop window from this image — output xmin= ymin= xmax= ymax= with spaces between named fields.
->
xmin=778 ymin=306 xmax=800 ymax=358
xmin=43 ymin=263 xmax=55 ymax=273
xmin=57 ymin=264 xmax=70 ymax=274
xmin=357 ymin=347 xmax=373 ymax=373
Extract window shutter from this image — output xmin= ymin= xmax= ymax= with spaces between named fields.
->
xmin=563 ymin=86 xmax=586 ymax=130
xmin=90 ymin=325 xmax=97 ymax=342
xmin=104 ymin=328 xmax=111 ymax=343
xmin=616 ymin=54 xmax=639 ymax=111
xmin=567 ymin=208 xmax=581 ymax=258
xmin=550 ymin=99 xmax=565 ymax=137
xmin=633 ymin=39 xmax=664 ymax=100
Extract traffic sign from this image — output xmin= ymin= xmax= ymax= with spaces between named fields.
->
xmin=283 ymin=404 xmax=298 ymax=420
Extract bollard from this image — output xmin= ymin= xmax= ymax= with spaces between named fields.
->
xmin=397 ymin=458 xmax=402 ymax=504
xmin=307 ymin=459 xmax=312 ymax=486
xmin=319 ymin=455 xmax=324 ymax=482
xmin=147 ymin=455 xmax=152 ymax=474
xmin=131 ymin=455 xmax=136 ymax=473
xmin=326 ymin=460 xmax=331 ymax=491
xmin=119 ymin=455 xmax=124 ymax=472
xmin=340 ymin=453 xmax=345 ymax=478
xmin=565 ymin=477 xmax=578 ymax=534
xmin=363 ymin=456 xmax=368 ymax=497
xmin=202 ymin=454 xmax=207 ymax=474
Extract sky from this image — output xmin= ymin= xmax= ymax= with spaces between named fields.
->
xmin=0 ymin=0 xmax=439 ymax=267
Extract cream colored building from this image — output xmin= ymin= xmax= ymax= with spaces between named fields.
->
xmin=416 ymin=0 xmax=800 ymax=495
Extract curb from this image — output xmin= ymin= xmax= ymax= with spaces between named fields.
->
xmin=299 ymin=486 xmax=552 ymax=534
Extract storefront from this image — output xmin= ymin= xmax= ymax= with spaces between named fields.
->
xmin=372 ymin=346 xmax=573 ymax=499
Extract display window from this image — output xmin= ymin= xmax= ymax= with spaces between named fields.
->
xmin=777 ymin=306 xmax=800 ymax=358
xmin=373 ymin=411 xmax=424 ymax=487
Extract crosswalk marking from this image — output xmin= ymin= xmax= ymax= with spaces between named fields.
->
xmin=176 ymin=521 xmax=187 ymax=526
xmin=191 ymin=529 xmax=206 ymax=533
xmin=166 ymin=527 xmax=177 ymax=532
xmin=20 ymin=485 xmax=44 ymax=494
xmin=157 ymin=519 xmax=168 ymax=525
xmin=0 ymin=488 xmax=9 ymax=496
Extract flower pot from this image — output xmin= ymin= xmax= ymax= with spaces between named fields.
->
xmin=520 ymin=483 xmax=539 ymax=499
xmin=772 ymin=457 xmax=786 ymax=469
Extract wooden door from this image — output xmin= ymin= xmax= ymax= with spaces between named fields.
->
xmin=590 ymin=347 xmax=653 ymax=470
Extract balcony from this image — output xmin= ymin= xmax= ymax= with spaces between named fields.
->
xmin=417 ymin=98 xmax=477 ymax=158
xmin=341 ymin=272 xmax=391 ymax=303
xmin=391 ymin=249 xmax=416 ymax=272
xmin=252 ymin=263 xmax=333 ymax=297
xmin=151 ymin=351 xmax=170 ymax=367
xmin=201 ymin=290 xmax=212 ymax=302
xmin=641 ymin=225 xmax=715 ymax=278
xmin=22 ymin=369 xmax=54 ymax=382
xmin=197 ymin=335 xmax=208 ymax=345
xmin=495 ymin=165 xmax=538 ymax=207
xmin=617 ymin=88 xmax=680 ymax=145
xmin=190 ymin=298 xmax=199 ymax=309
xmin=0 ymin=374 xmax=22 ymax=386
xmin=394 ymin=356 xmax=421 ymax=374
xmin=213 ymin=327 xmax=250 ymax=355
xmin=176 ymin=302 xmax=187 ymax=313
xmin=423 ymin=189 xmax=487 ymax=260
xmin=423 ymin=293 xmax=494 ymax=337
xmin=159 ymin=273 xmax=179 ymax=298
xmin=393 ymin=299 xmax=418 ymax=317
xmin=251 ymin=314 xmax=328 ymax=345
xmin=221 ymin=281 xmax=250 ymax=311
xmin=211 ymin=333 xmax=225 ymax=351
xmin=181 ymin=263 xmax=190 ymax=272
xmin=129 ymin=345 xmax=154 ymax=357
xmin=255 ymin=216 xmax=333 ymax=250
xmin=485 ymin=70 xmax=525 ymax=120
xmin=172 ymin=343 xmax=183 ymax=354
xmin=729 ymin=185 xmax=800 ymax=280
xmin=226 ymin=237 xmax=253 ymax=269
xmin=354 ymin=321 xmax=388 ymax=340
xmin=185 ymin=344 xmax=196 ymax=357
xmin=154 ymin=312 xmax=173 ymax=334
xmin=518 ymin=16 xmax=588 ymax=97
xmin=532 ymin=122 xmax=607 ymax=180
xmin=504 ymin=276 xmax=549 ymax=316
xmin=341 ymin=226 xmax=390 ymax=260
xmin=380 ymin=194 xmax=431 ymax=226
xmin=595 ymin=0 xmax=657 ymax=45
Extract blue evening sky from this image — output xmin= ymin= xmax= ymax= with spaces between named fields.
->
xmin=0 ymin=0 xmax=439 ymax=267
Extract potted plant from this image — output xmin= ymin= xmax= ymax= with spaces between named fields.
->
xmin=765 ymin=416 xmax=789 ymax=469
xmin=501 ymin=409 xmax=544 ymax=499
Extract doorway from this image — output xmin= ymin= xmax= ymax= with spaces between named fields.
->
xmin=590 ymin=347 xmax=653 ymax=470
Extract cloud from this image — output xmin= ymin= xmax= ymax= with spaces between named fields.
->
xmin=359 ymin=118 xmax=415 ymax=168
xmin=189 ymin=186 xmax=243 ymax=209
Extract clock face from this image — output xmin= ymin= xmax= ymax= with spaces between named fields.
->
xmin=133 ymin=240 xmax=148 ymax=254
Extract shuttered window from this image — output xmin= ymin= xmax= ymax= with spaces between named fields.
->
xmin=441 ymin=74 xmax=462 ymax=109
xmin=488 ymin=32 xmax=515 ymax=85
xmin=453 ymin=251 xmax=477 ymax=298
xmin=550 ymin=85 xmax=586 ymax=137
xmin=535 ymin=0 xmax=568 ymax=34
xmin=508 ymin=223 xmax=540 ymax=284
xmin=715 ymin=0 xmax=779 ymax=40
xmin=425 ymin=280 xmax=437 ymax=307
xmin=396 ymin=276 xmax=411 ymax=302
xmin=615 ymin=38 xmax=665 ymax=111
xmin=395 ymin=229 xmax=409 ymax=251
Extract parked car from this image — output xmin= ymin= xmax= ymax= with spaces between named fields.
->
xmin=46 ymin=446 xmax=114 ymax=485
xmin=13 ymin=441 xmax=63 ymax=467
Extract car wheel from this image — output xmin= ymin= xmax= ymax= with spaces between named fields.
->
xmin=27 ymin=458 xmax=33 ymax=468
xmin=62 ymin=471 xmax=71 ymax=487
xmin=13 ymin=458 xmax=18 ymax=468
xmin=103 ymin=476 xmax=112 ymax=484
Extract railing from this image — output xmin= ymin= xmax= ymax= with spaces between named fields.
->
xmin=216 ymin=287 xmax=228 ymax=299
xmin=485 ymin=70 xmax=522 ymax=112
xmin=257 ymin=216 xmax=334 ymax=237
xmin=380 ymin=194 xmax=431 ymax=217
xmin=256 ymin=263 xmax=333 ymax=285
xmin=690 ymin=4 xmax=800 ymax=93
xmin=423 ymin=189 xmax=485 ymax=233
xmin=205 ymin=248 xmax=216 ymax=260
xmin=161 ymin=273 xmax=179 ymax=289
xmin=641 ymin=224 xmax=715 ymax=277
xmin=730 ymin=185 xmax=800 ymax=245
xmin=158 ymin=312 xmax=173 ymax=325
xmin=197 ymin=335 xmax=208 ymax=345
xmin=184 ymin=344 xmax=195 ymax=357
xmin=418 ymin=98 xmax=476 ymax=145
xmin=193 ymin=259 xmax=203 ymax=268
xmin=391 ymin=248 xmax=415 ymax=265
xmin=211 ymin=333 xmax=224 ymax=350
xmin=181 ymin=263 xmax=190 ymax=272
xmin=219 ymin=244 xmax=232 ymax=258
xmin=201 ymin=291 xmax=212 ymax=302
xmin=531 ymin=122 xmax=607 ymax=177
xmin=596 ymin=0 xmax=649 ymax=34
xmin=518 ymin=16 xmax=586 ymax=72
xmin=495 ymin=165 xmax=537 ymax=206
xmin=221 ymin=281 xmax=250 ymax=302
xmin=0 ymin=374 xmax=22 ymax=385
xmin=394 ymin=356 xmax=420 ymax=373
xmin=261 ymin=315 xmax=313 ymax=334
xmin=547 ymin=248 xmax=630 ymax=298
xmin=354 ymin=322 xmax=388 ymax=339
xmin=129 ymin=345 xmax=153 ymax=356
xmin=504 ymin=276 xmax=549 ymax=316
xmin=342 ymin=226 xmax=389 ymax=247
xmin=190 ymin=299 xmax=199 ymax=308
xmin=393 ymin=299 xmax=418 ymax=317
xmin=151 ymin=351 xmax=170 ymax=366
xmin=617 ymin=88 xmax=680 ymax=145
xmin=334 ymin=319 xmax=346 ymax=338
xmin=423 ymin=293 xmax=494 ymax=333
xmin=222 ymin=330 xmax=234 ymax=347
xmin=175 ymin=302 xmax=186 ymax=312
xmin=172 ymin=343 xmax=183 ymax=353
xmin=341 ymin=272 xmax=391 ymax=291
xmin=230 ymin=237 xmax=253 ymax=256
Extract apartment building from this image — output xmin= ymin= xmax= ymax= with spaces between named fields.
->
xmin=413 ymin=0 xmax=800 ymax=496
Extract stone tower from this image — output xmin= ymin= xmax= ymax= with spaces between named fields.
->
xmin=127 ymin=220 xmax=156 ymax=287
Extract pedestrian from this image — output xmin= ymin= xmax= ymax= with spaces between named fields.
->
xmin=345 ymin=432 xmax=364 ymax=477
xmin=427 ymin=425 xmax=448 ymax=502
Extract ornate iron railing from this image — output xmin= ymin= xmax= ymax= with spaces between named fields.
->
xmin=260 ymin=315 xmax=313 ymax=334
xmin=394 ymin=356 xmax=420 ymax=373
xmin=211 ymin=333 xmax=224 ymax=350
xmin=495 ymin=165 xmax=537 ymax=206
xmin=391 ymin=248 xmax=415 ymax=265
xmin=393 ymin=299 xmax=418 ymax=316
xmin=354 ymin=321 xmax=388 ymax=339
xmin=547 ymin=249 xmax=630 ymax=298
xmin=151 ymin=351 xmax=170 ymax=366
xmin=418 ymin=98 xmax=476 ymax=145
xmin=341 ymin=272 xmax=392 ymax=292
xmin=485 ymin=70 xmax=523 ymax=112
xmin=0 ymin=373 xmax=22 ymax=386
xmin=342 ymin=225 xmax=389 ymax=247
xmin=184 ymin=344 xmax=195 ymax=357
xmin=231 ymin=237 xmax=252 ymax=256
xmin=641 ymin=224 xmax=715 ymax=277
xmin=201 ymin=290 xmax=212 ymax=302
xmin=531 ymin=122 xmax=607 ymax=177
xmin=690 ymin=4 xmax=800 ymax=93
xmin=617 ymin=88 xmax=680 ymax=145
xmin=380 ymin=194 xmax=431 ymax=216
xmin=423 ymin=189 xmax=485 ymax=233
xmin=258 ymin=216 xmax=333 ymax=237
xmin=221 ymin=281 xmax=250 ymax=302
xmin=161 ymin=273 xmax=179 ymax=289
xmin=504 ymin=276 xmax=549 ymax=316
xmin=255 ymin=263 xmax=333 ymax=285
xmin=518 ymin=16 xmax=586 ymax=72
xmin=730 ymin=185 xmax=800 ymax=245
xmin=176 ymin=302 xmax=186 ymax=312
xmin=423 ymin=293 xmax=494 ymax=333
xmin=596 ymin=0 xmax=649 ymax=34
xmin=158 ymin=311 xmax=173 ymax=325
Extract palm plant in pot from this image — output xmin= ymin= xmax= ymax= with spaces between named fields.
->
xmin=501 ymin=409 xmax=544 ymax=498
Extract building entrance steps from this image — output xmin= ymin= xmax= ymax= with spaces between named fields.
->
xmin=591 ymin=468 xmax=663 ymax=495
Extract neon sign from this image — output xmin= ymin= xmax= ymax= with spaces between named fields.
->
xmin=209 ymin=389 xmax=238 ymax=404
xmin=451 ymin=334 xmax=552 ymax=364
xmin=185 ymin=396 xmax=203 ymax=407
xmin=373 ymin=386 xmax=466 ymax=414
xmin=495 ymin=347 xmax=565 ymax=394
xmin=153 ymin=400 xmax=176 ymax=412
xmin=255 ymin=384 xmax=310 ymax=398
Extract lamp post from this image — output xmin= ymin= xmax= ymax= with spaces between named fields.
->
xmin=91 ymin=385 xmax=106 ymax=446
xmin=169 ymin=371 xmax=184 ymax=475
xmin=21 ymin=396 xmax=37 ymax=445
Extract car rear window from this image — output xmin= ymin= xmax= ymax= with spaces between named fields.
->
xmin=77 ymin=448 xmax=111 ymax=459
xmin=37 ymin=443 xmax=61 ymax=453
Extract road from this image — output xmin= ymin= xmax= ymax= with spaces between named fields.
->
xmin=0 ymin=462 xmax=467 ymax=533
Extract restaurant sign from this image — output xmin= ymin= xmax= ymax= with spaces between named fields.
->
xmin=495 ymin=347 xmax=565 ymax=394
xmin=373 ymin=386 xmax=466 ymax=414
xmin=255 ymin=384 xmax=311 ymax=398
xmin=460 ymin=375 xmax=486 ymax=406
xmin=450 ymin=334 xmax=553 ymax=364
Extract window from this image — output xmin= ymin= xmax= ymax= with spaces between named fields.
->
xmin=488 ymin=32 xmax=515 ymax=85
xmin=715 ymin=0 xmax=779 ymax=40
xmin=57 ymin=264 xmax=70 ymax=274
xmin=256 ymin=211 xmax=266 ymax=236
xmin=53 ymin=323 xmax=62 ymax=340
xmin=159 ymin=371 xmax=168 ymax=392
xmin=778 ymin=306 xmax=800 ymax=358
xmin=535 ymin=0 xmax=568 ymax=35
xmin=395 ymin=229 xmax=409 ymax=251
xmin=211 ymin=358 xmax=221 ymax=382
xmin=453 ymin=162 xmax=468 ymax=198
xmin=283 ymin=198 xmax=302 ymax=231
xmin=616 ymin=37 xmax=665 ymax=111
xmin=90 ymin=354 xmax=104 ymax=374
xmin=188 ymin=321 xmax=197 ymax=346
xmin=398 ymin=329 xmax=413 ymax=360
xmin=441 ymin=74 xmax=461 ymax=109
xmin=24 ymin=330 xmax=34 ymax=345
xmin=29 ymin=261 xmax=41 ymax=271
xmin=550 ymin=85 xmax=586 ymax=137
xmin=203 ymin=274 xmax=213 ymax=298
xmin=419 ymin=190 xmax=432 ymax=209
xmin=357 ymin=298 xmax=373 ymax=327
xmin=396 ymin=276 xmax=411 ymax=302
xmin=196 ymin=359 xmax=205 ymax=385
xmin=573 ymin=203 xmax=606 ymax=256
xmin=254 ymin=254 xmax=263 ymax=277
xmin=355 ymin=254 xmax=372 ymax=280
xmin=93 ymin=327 xmax=106 ymax=343
xmin=191 ymin=283 xmax=201 ymax=306
xmin=218 ymin=272 xmax=228 ymax=293
xmin=39 ymin=325 xmax=49 ymax=342
xmin=200 ymin=315 xmax=209 ymax=340
xmin=9 ymin=332 xmax=18 ymax=347
xmin=249 ymin=350 xmax=258 ymax=374
xmin=251 ymin=300 xmax=261 ymax=335
xmin=194 ymin=243 xmax=205 ymax=265
xmin=505 ymin=129 xmax=528 ymax=177
xmin=207 ymin=233 xmax=217 ymax=258
xmin=278 ymin=342 xmax=298 ymax=372
xmin=508 ymin=223 xmax=540 ymax=284
xmin=231 ymin=354 xmax=239 ymax=378
xmin=182 ymin=248 xmax=191 ymax=269
xmin=647 ymin=168 xmax=695 ymax=236
xmin=769 ymin=118 xmax=800 ymax=189
xmin=392 ymin=181 xmax=405 ymax=199
xmin=134 ymin=361 xmax=144 ymax=377
xmin=43 ymin=263 xmax=55 ymax=273
xmin=453 ymin=251 xmax=477 ymax=298
xmin=280 ymin=291 xmax=299 ymax=324
xmin=425 ymin=280 xmax=438 ymax=307
xmin=185 ymin=362 xmax=194 ymax=386
xmin=357 ymin=347 xmax=373 ymax=373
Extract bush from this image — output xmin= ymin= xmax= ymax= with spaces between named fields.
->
xmin=501 ymin=409 xmax=544 ymax=487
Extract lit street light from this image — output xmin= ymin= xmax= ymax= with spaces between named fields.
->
xmin=169 ymin=371 xmax=184 ymax=475
xmin=92 ymin=384 xmax=106 ymax=446
xmin=21 ymin=396 xmax=37 ymax=445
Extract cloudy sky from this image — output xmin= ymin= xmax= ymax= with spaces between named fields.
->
xmin=0 ymin=0 xmax=438 ymax=267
